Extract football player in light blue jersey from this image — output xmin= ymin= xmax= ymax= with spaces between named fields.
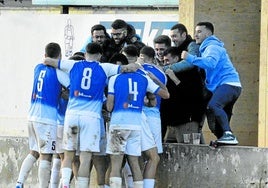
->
xmin=49 ymin=86 xmax=69 ymax=188
xmin=106 ymin=67 xmax=169 ymax=188
xmin=43 ymin=42 xmax=142 ymax=188
xmin=49 ymin=54 xmax=84 ymax=188
xmin=137 ymin=46 xmax=168 ymax=188
xmin=16 ymin=42 xmax=69 ymax=188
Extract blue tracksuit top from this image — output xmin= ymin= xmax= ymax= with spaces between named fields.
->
xmin=185 ymin=35 xmax=241 ymax=92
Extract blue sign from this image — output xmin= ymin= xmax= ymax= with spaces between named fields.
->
xmin=100 ymin=21 xmax=177 ymax=42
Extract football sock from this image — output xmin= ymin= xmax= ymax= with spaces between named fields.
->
xmin=50 ymin=157 xmax=61 ymax=188
xmin=133 ymin=180 xmax=143 ymax=188
xmin=109 ymin=177 xmax=122 ymax=188
xmin=76 ymin=177 xmax=89 ymax=188
xmin=143 ymin=179 xmax=155 ymax=188
xmin=17 ymin=153 xmax=37 ymax=183
xmin=61 ymin=167 xmax=72 ymax=188
xmin=38 ymin=160 xmax=51 ymax=188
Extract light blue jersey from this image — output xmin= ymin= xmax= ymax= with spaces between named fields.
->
xmin=108 ymin=71 xmax=160 ymax=130
xmin=28 ymin=64 xmax=62 ymax=125
xmin=142 ymin=63 xmax=167 ymax=118
xmin=57 ymin=95 xmax=68 ymax=126
xmin=59 ymin=59 xmax=120 ymax=118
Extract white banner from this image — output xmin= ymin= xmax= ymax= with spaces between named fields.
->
xmin=0 ymin=13 xmax=178 ymax=136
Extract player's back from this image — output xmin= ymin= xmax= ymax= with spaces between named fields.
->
xmin=28 ymin=64 xmax=62 ymax=125
xmin=142 ymin=63 xmax=167 ymax=110
xmin=109 ymin=72 xmax=149 ymax=130
xmin=67 ymin=60 xmax=110 ymax=116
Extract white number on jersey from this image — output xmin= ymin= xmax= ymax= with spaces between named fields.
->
xmin=37 ymin=70 xmax=46 ymax=92
xmin=81 ymin=68 xmax=92 ymax=90
xmin=128 ymin=78 xmax=138 ymax=101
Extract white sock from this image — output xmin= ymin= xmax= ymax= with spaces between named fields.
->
xmin=143 ymin=179 xmax=155 ymax=188
xmin=38 ymin=160 xmax=51 ymax=188
xmin=123 ymin=162 xmax=133 ymax=188
xmin=110 ymin=177 xmax=122 ymax=188
xmin=50 ymin=158 xmax=61 ymax=188
xmin=76 ymin=177 xmax=89 ymax=188
xmin=225 ymin=131 xmax=232 ymax=134
xmin=61 ymin=167 xmax=72 ymax=188
xmin=133 ymin=180 xmax=143 ymax=188
xmin=17 ymin=153 xmax=37 ymax=183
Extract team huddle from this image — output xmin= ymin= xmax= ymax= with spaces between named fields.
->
xmin=16 ymin=20 xmax=242 ymax=188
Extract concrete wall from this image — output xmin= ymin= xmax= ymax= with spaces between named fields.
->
xmin=2 ymin=137 xmax=268 ymax=188
xmin=179 ymin=0 xmax=261 ymax=146
xmin=156 ymin=143 xmax=268 ymax=188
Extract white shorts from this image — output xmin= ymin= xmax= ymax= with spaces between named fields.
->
xmin=28 ymin=121 xmax=57 ymax=154
xmin=63 ymin=114 xmax=101 ymax=152
xmin=56 ymin=125 xmax=64 ymax=154
xmin=93 ymin=117 xmax=107 ymax=156
xmin=146 ymin=116 xmax=163 ymax=153
xmin=141 ymin=113 xmax=157 ymax=152
xmin=106 ymin=127 xmax=141 ymax=156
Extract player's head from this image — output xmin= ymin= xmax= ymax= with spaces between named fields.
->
xmin=45 ymin=42 xmax=61 ymax=59
xmin=73 ymin=51 xmax=85 ymax=57
xmin=121 ymin=44 xmax=139 ymax=64
xmin=85 ymin=42 xmax=103 ymax=61
xmin=69 ymin=52 xmax=85 ymax=61
xmin=109 ymin=53 xmax=129 ymax=65
xmin=163 ymin=46 xmax=180 ymax=65
xmin=140 ymin=46 xmax=155 ymax=63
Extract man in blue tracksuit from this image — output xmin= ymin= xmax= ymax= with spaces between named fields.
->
xmin=181 ymin=22 xmax=242 ymax=145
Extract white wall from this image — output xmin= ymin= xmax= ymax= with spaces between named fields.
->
xmin=0 ymin=11 xmax=178 ymax=136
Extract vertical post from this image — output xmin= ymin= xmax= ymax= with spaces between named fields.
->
xmin=61 ymin=5 xmax=69 ymax=14
xmin=258 ymin=0 xmax=268 ymax=147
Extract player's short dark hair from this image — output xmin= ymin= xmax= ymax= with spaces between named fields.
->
xmin=109 ymin=53 xmax=129 ymax=65
xmin=45 ymin=42 xmax=61 ymax=58
xmin=140 ymin=46 xmax=155 ymax=59
xmin=86 ymin=42 xmax=103 ymax=54
xmin=73 ymin=51 xmax=84 ymax=57
xmin=163 ymin=47 xmax=180 ymax=57
xmin=111 ymin=19 xmax=128 ymax=30
xmin=171 ymin=23 xmax=188 ymax=35
xmin=153 ymin=35 xmax=171 ymax=47
xmin=69 ymin=54 xmax=85 ymax=61
xmin=121 ymin=44 xmax=139 ymax=57
xmin=196 ymin=22 xmax=214 ymax=34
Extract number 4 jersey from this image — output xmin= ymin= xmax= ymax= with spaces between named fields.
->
xmin=108 ymin=71 xmax=160 ymax=130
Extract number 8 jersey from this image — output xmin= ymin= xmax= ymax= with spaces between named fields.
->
xmin=59 ymin=60 xmax=120 ymax=118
